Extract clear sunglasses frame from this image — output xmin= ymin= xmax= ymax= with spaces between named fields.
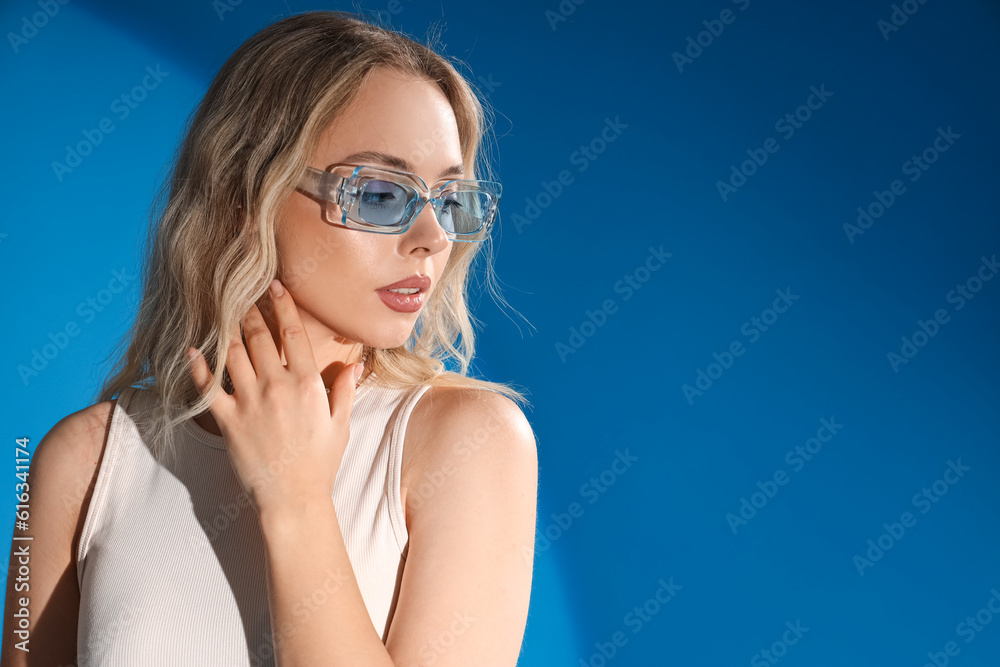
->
xmin=296 ymin=163 xmax=502 ymax=242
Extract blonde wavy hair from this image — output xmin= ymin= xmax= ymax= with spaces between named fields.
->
xmin=95 ymin=10 xmax=529 ymax=459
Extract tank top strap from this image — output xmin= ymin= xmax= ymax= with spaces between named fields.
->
xmin=76 ymin=385 xmax=141 ymax=588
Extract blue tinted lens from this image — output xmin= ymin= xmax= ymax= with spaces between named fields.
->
xmin=357 ymin=177 xmax=494 ymax=235
xmin=359 ymin=179 xmax=410 ymax=226
xmin=438 ymin=190 xmax=492 ymax=235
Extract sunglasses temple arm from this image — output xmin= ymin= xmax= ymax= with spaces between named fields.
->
xmin=300 ymin=168 xmax=345 ymax=206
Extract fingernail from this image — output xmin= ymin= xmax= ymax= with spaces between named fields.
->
xmin=269 ymin=279 xmax=284 ymax=297
xmin=353 ymin=363 xmax=363 ymax=383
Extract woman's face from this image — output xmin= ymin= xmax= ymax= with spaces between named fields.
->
xmin=271 ymin=66 xmax=459 ymax=365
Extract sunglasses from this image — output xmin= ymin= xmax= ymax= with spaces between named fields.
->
xmin=296 ymin=163 xmax=502 ymax=242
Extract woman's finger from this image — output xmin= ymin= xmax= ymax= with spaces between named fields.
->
xmin=328 ymin=361 xmax=363 ymax=421
xmin=266 ymin=278 xmax=318 ymax=376
xmin=225 ymin=318 xmax=259 ymax=392
xmin=187 ymin=347 xmax=213 ymax=396
xmin=240 ymin=304 xmax=282 ymax=379
xmin=186 ymin=346 xmax=236 ymax=424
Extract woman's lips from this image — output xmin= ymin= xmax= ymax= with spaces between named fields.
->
xmin=376 ymin=274 xmax=431 ymax=313
xmin=377 ymin=274 xmax=431 ymax=291
xmin=377 ymin=288 xmax=425 ymax=313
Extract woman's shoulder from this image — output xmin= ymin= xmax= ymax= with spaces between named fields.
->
xmin=37 ymin=399 xmax=117 ymax=477
xmin=411 ymin=383 xmax=532 ymax=441
xmin=0 ymin=399 xmax=118 ymax=663
xmin=401 ymin=384 xmax=536 ymax=499
xmin=409 ymin=384 xmax=526 ymax=425
xmin=14 ymin=399 xmax=117 ymax=578
xmin=33 ymin=398 xmax=118 ymax=532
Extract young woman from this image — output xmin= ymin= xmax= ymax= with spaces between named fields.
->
xmin=1 ymin=11 xmax=537 ymax=667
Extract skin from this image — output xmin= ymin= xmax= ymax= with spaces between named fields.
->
xmin=0 ymin=66 xmax=536 ymax=667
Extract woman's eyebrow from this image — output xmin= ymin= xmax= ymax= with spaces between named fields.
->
xmin=338 ymin=150 xmax=465 ymax=179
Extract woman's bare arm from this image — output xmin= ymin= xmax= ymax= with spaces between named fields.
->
xmin=257 ymin=386 xmax=538 ymax=666
xmin=0 ymin=401 xmax=114 ymax=667
xmin=384 ymin=387 xmax=538 ymax=666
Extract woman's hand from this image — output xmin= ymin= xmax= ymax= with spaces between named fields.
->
xmin=185 ymin=278 xmax=363 ymax=517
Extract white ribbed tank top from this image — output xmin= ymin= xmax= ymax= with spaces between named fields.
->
xmin=76 ymin=377 xmax=430 ymax=666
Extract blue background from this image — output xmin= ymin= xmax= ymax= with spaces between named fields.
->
xmin=2 ymin=0 xmax=999 ymax=664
